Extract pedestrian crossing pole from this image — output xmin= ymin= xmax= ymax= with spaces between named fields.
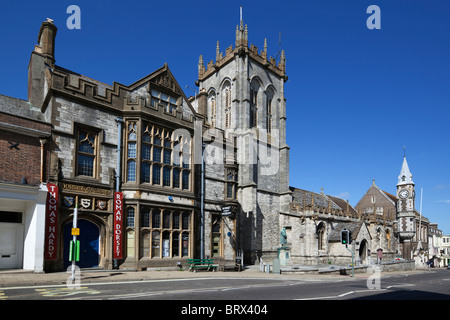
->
xmin=341 ymin=230 xmax=354 ymax=277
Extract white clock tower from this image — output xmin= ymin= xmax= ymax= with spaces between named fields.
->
xmin=396 ymin=155 xmax=416 ymax=258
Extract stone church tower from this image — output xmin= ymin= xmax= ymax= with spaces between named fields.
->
xmin=194 ymin=18 xmax=291 ymax=263
xmin=396 ymin=155 xmax=416 ymax=259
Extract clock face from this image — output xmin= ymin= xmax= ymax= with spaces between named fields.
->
xmin=399 ymin=189 xmax=409 ymax=199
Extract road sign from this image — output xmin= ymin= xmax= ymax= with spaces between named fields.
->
xmin=71 ymin=228 xmax=80 ymax=236
xmin=221 ymin=205 xmax=232 ymax=216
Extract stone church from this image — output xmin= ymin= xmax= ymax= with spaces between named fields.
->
xmin=0 ymin=16 xmax=425 ymax=272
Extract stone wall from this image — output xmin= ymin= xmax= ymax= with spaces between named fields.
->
xmin=53 ymin=96 xmax=118 ymax=184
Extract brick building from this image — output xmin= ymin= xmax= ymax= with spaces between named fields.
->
xmin=0 ymin=94 xmax=51 ymax=271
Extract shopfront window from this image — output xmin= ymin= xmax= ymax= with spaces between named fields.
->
xmin=139 ymin=207 xmax=191 ymax=259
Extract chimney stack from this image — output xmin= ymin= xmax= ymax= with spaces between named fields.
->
xmin=37 ymin=18 xmax=57 ymax=65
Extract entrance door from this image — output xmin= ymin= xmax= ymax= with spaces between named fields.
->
xmin=359 ymin=239 xmax=368 ymax=265
xmin=64 ymin=219 xmax=99 ymax=269
xmin=0 ymin=223 xmax=24 ymax=269
xmin=0 ymin=211 xmax=24 ymax=269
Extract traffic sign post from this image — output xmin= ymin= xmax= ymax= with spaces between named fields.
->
xmin=69 ymin=204 xmax=79 ymax=283
xmin=69 ymin=240 xmax=80 ymax=262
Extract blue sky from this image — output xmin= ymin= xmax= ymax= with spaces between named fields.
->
xmin=1 ymin=0 xmax=450 ymax=234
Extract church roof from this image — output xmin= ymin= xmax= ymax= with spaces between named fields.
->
xmin=328 ymin=221 xmax=366 ymax=242
xmin=289 ymin=186 xmax=357 ymax=214
xmin=290 ymin=187 xmax=341 ymax=211
xmin=382 ymin=190 xmax=398 ymax=204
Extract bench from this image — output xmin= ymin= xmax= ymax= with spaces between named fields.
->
xmin=187 ymin=259 xmax=218 ymax=272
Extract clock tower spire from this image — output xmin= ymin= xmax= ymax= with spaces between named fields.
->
xmin=398 ymin=155 xmax=414 ymax=186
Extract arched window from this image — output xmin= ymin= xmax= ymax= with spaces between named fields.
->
xmin=140 ymin=231 xmax=150 ymax=258
xmin=226 ymin=167 xmax=238 ymax=199
xmin=126 ymin=206 xmax=136 ymax=258
xmin=223 ymin=84 xmax=232 ymax=128
xmin=266 ymin=89 xmax=274 ymax=134
xmin=208 ymin=91 xmax=216 ymax=127
xmin=250 ymin=79 xmax=261 ymax=128
xmin=386 ymin=229 xmax=391 ymax=251
xmin=317 ymin=223 xmax=326 ymax=251
xmin=152 ymin=164 xmax=161 ymax=185
xmin=77 ymin=128 xmax=97 ymax=177
xmin=126 ymin=121 xmax=137 ymax=182
xmin=377 ymin=227 xmax=382 ymax=249
xmin=182 ymin=232 xmax=189 ymax=257
xmin=250 ymin=87 xmax=258 ymax=128
xmin=151 ymin=231 xmax=160 ymax=258
xmin=172 ymin=232 xmax=180 ymax=257
xmin=162 ymin=231 xmax=171 ymax=257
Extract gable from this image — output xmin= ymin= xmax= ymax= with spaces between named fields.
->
xmin=328 ymin=221 xmax=370 ymax=242
xmin=125 ymin=64 xmax=197 ymax=121
xmin=355 ymin=185 xmax=397 ymax=212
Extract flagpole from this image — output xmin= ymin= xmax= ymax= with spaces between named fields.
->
xmin=419 ymin=187 xmax=423 ymax=241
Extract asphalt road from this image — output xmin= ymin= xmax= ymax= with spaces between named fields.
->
xmin=2 ymin=269 xmax=449 ymax=304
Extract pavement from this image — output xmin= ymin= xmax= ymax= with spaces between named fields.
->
xmin=0 ymin=265 xmax=430 ymax=288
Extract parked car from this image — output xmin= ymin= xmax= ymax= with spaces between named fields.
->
xmin=447 ymin=265 xmax=450 ymax=270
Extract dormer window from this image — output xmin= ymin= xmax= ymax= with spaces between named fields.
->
xmin=402 ymin=175 xmax=406 ymax=182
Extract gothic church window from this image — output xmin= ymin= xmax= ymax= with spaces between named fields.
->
xmin=76 ymin=128 xmax=98 ymax=177
xmin=223 ymin=85 xmax=232 ymax=128
xmin=266 ymin=89 xmax=274 ymax=134
xmin=208 ymin=92 xmax=216 ymax=127
xmin=250 ymin=79 xmax=262 ymax=129
xmin=250 ymin=87 xmax=258 ymax=128
xmin=317 ymin=223 xmax=326 ymax=251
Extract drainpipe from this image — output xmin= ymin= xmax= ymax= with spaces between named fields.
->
xmin=39 ymin=138 xmax=48 ymax=183
xmin=113 ymin=117 xmax=123 ymax=269
xmin=200 ymin=142 xmax=205 ymax=259
xmin=115 ymin=118 xmax=123 ymax=192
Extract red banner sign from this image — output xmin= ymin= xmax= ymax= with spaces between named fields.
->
xmin=113 ymin=192 xmax=123 ymax=259
xmin=45 ymin=183 xmax=58 ymax=260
